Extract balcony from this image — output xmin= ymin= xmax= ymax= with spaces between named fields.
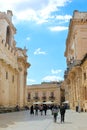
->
xmin=33 ymin=97 xmax=39 ymax=101
xmin=42 ymin=96 xmax=47 ymax=100
xmin=49 ymin=96 xmax=55 ymax=100
xmin=64 ymin=60 xmax=81 ymax=79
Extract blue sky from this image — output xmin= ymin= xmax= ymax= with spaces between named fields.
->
xmin=0 ymin=0 xmax=87 ymax=85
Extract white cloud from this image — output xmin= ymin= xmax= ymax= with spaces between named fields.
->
xmin=26 ymin=37 xmax=31 ymax=41
xmin=34 ymin=48 xmax=47 ymax=55
xmin=0 ymin=0 xmax=72 ymax=24
xmin=42 ymin=75 xmax=63 ymax=82
xmin=48 ymin=26 xmax=68 ymax=31
xmin=56 ymin=15 xmax=72 ymax=22
xmin=51 ymin=69 xmax=62 ymax=74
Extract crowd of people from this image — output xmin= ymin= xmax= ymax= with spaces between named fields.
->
xmin=30 ymin=104 xmax=48 ymax=116
xmin=29 ymin=103 xmax=66 ymax=123
xmin=15 ymin=103 xmax=66 ymax=123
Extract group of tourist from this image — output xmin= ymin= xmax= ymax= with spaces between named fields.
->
xmin=30 ymin=104 xmax=48 ymax=115
xmin=29 ymin=103 xmax=66 ymax=123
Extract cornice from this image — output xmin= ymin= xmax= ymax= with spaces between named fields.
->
xmin=0 ymin=58 xmax=18 ymax=72
xmin=27 ymin=86 xmax=60 ymax=90
xmin=71 ymin=19 xmax=87 ymax=26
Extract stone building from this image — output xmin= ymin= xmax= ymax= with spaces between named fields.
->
xmin=27 ymin=82 xmax=61 ymax=107
xmin=64 ymin=10 xmax=87 ymax=111
xmin=0 ymin=10 xmax=30 ymax=108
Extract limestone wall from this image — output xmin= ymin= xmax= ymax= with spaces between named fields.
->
xmin=0 ymin=10 xmax=30 ymax=108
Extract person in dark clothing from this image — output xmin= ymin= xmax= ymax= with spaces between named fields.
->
xmin=43 ymin=104 xmax=47 ymax=115
xmin=35 ymin=104 xmax=38 ymax=115
xmin=15 ymin=105 xmax=20 ymax=111
xmin=25 ymin=105 xmax=29 ymax=110
xmin=30 ymin=105 xmax=34 ymax=115
xmin=60 ymin=104 xmax=66 ymax=123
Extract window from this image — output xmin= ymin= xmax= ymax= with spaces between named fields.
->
xmin=35 ymin=92 xmax=38 ymax=97
xmin=84 ymin=72 xmax=86 ymax=80
xmin=50 ymin=92 xmax=54 ymax=97
xmin=12 ymin=75 xmax=14 ymax=83
xmin=43 ymin=92 xmax=46 ymax=97
xmin=49 ymin=92 xmax=55 ymax=100
xmin=6 ymin=72 xmax=8 ymax=79
xmin=28 ymin=93 xmax=31 ymax=99
xmin=6 ymin=26 xmax=11 ymax=45
xmin=34 ymin=92 xmax=39 ymax=100
xmin=42 ymin=92 xmax=46 ymax=100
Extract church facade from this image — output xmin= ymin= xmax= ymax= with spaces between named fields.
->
xmin=64 ymin=10 xmax=87 ymax=112
xmin=0 ymin=10 xmax=30 ymax=108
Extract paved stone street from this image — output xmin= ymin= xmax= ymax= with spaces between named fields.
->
xmin=0 ymin=109 xmax=87 ymax=130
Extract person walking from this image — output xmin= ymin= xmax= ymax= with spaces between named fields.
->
xmin=43 ymin=104 xmax=47 ymax=115
xmin=52 ymin=105 xmax=58 ymax=123
xmin=30 ymin=105 xmax=34 ymax=115
xmin=39 ymin=105 xmax=43 ymax=115
xmin=35 ymin=104 xmax=38 ymax=115
xmin=60 ymin=103 xmax=66 ymax=123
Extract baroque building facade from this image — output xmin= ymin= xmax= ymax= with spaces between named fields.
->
xmin=0 ymin=10 xmax=30 ymax=108
xmin=64 ymin=10 xmax=87 ymax=111
xmin=27 ymin=82 xmax=61 ymax=107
